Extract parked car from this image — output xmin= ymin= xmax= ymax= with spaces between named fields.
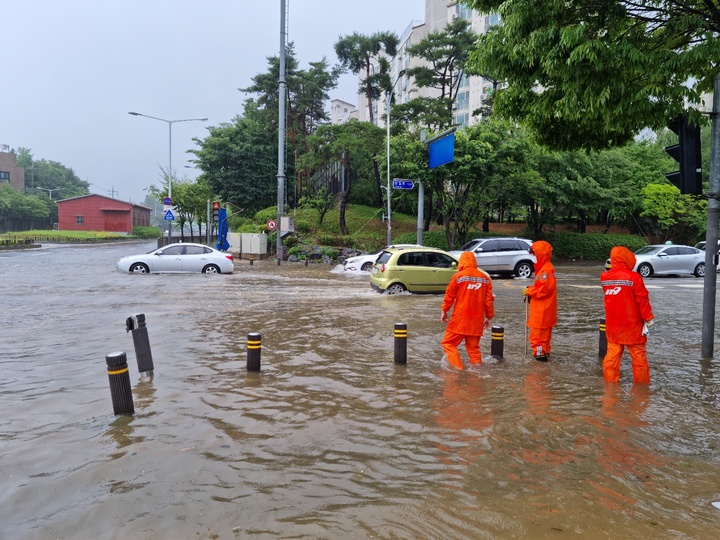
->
xmin=369 ymin=246 xmax=459 ymax=294
xmin=628 ymin=244 xmax=706 ymax=277
xmin=695 ymin=240 xmax=720 ymax=271
xmin=447 ymin=237 xmax=535 ymax=278
xmin=116 ymin=243 xmax=234 ymax=274
xmin=343 ymin=244 xmax=422 ymax=272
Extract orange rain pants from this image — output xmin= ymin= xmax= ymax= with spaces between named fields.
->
xmin=441 ymin=333 xmax=481 ymax=369
xmin=603 ymin=342 xmax=650 ymax=384
xmin=529 ymin=327 xmax=553 ymax=357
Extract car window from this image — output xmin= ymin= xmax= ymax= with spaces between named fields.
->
xmin=479 ymin=240 xmax=499 ymax=252
xmin=663 ymin=247 xmax=679 ymax=256
xmin=161 ymin=246 xmax=184 ymax=255
xmin=185 ymin=245 xmax=207 ymax=255
xmin=635 ymin=246 xmax=662 ymax=255
xmin=376 ymin=251 xmax=393 ymax=264
xmin=516 ymin=240 xmax=531 ymax=250
xmin=459 ymin=240 xmax=481 ymax=251
xmin=676 ymin=247 xmax=695 ymax=255
xmin=498 ymin=240 xmax=518 ymax=251
xmin=425 ymin=252 xmax=455 ymax=268
xmin=397 ymin=252 xmax=426 ymax=266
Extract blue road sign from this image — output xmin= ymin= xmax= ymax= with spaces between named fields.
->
xmin=163 ymin=197 xmax=172 ymax=206
xmin=393 ymin=179 xmax=415 ymax=190
xmin=164 ymin=210 xmax=175 ymax=221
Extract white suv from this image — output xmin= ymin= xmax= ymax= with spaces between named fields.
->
xmin=448 ymin=237 xmax=536 ymax=278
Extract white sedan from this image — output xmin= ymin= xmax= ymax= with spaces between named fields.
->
xmin=633 ymin=244 xmax=705 ymax=277
xmin=343 ymin=244 xmax=422 ymax=272
xmin=117 ymin=243 xmax=234 ymax=274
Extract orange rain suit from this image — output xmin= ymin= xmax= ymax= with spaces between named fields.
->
xmin=524 ymin=240 xmax=557 ymax=359
xmin=600 ymin=246 xmax=654 ymax=384
xmin=441 ymin=251 xmax=495 ymax=369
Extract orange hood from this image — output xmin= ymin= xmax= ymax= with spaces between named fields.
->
xmin=531 ymin=240 xmax=552 ymax=269
xmin=609 ymin=246 xmax=636 ymax=271
xmin=458 ymin=251 xmax=478 ymax=271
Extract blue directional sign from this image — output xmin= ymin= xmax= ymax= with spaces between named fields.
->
xmin=393 ymin=179 xmax=415 ymax=190
xmin=164 ymin=210 xmax=175 ymax=221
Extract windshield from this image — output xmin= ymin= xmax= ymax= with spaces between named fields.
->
xmin=459 ymin=240 xmax=481 ymax=251
xmin=634 ymin=246 xmax=663 ymax=255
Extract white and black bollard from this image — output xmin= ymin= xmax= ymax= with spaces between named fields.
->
xmin=599 ymin=319 xmax=607 ymax=359
xmin=490 ymin=325 xmax=504 ymax=360
xmin=247 ymin=332 xmax=262 ymax=371
xmin=106 ymin=352 xmax=134 ymax=415
xmin=126 ymin=313 xmax=154 ymax=375
xmin=394 ymin=323 xmax=407 ymax=365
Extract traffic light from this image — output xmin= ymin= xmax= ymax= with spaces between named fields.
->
xmin=212 ymin=201 xmax=220 ymax=222
xmin=665 ymin=114 xmax=702 ymax=195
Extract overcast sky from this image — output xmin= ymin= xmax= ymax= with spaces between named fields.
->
xmin=2 ymin=0 xmax=423 ymax=205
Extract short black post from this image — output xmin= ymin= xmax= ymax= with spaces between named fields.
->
xmin=490 ymin=325 xmax=504 ymax=360
xmin=599 ymin=319 xmax=607 ymax=359
xmin=305 ymin=258 xmax=309 ymax=266
xmin=106 ymin=352 xmax=134 ymax=415
xmin=250 ymin=256 xmax=254 ymax=266
xmin=126 ymin=313 xmax=154 ymax=374
xmin=247 ymin=332 xmax=262 ymax=371
xmin=394 ymin=323 xmax=407 ymax=365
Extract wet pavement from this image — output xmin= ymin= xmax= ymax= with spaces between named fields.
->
xmin=1 ymin=241 xmax=720 ymax=539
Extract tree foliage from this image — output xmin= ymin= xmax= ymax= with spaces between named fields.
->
xmin=463 ymin=0 xmax=720 ymax=151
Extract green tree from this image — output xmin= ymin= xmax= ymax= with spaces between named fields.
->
xmin=464 ymin=0 xmax=720 ymax=151
xmin=334 ymin=31 xmax=399 ymax=125
xmin=639 ymin=183 xmax=706 ymax=244
xmin=0 ymin=185 xmax=48 ymax=231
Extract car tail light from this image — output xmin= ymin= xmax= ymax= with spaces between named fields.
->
xmin=225 ymin=254 xmax=233 ymax=261
xmin=381 ymin=264 xmax=386 ymax=272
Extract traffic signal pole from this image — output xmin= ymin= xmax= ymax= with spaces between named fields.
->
xmin=702 ymin=73 xmax=720 ymax=358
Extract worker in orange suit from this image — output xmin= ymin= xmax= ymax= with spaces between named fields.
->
xmin=600 ymin=246 xmax=654 ymax=384
xmin=522 ymin=240 xmax=557 ymax=362
xmin=441 ymin=251 xmax=495 ymax=370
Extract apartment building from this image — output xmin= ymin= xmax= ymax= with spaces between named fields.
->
xmin=351 ymin=0 xmax=499 ymax=129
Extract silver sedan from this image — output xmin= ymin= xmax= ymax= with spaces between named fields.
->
xmin=632 ymin=244 xmax=705 ymax=277
xmin=116 ymin=243 xmax=234 ymax=274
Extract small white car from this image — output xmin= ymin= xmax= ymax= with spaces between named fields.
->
xmin=344 ymin=244 xmax=422 ymax=272
xmin=117 ymin=242 xmax=234 ymax=274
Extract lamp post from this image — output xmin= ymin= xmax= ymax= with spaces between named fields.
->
xmin=128 ymin=112 xmax=208 ymax=238
xmin=36 ymin=186 xmax=60 ymax=199
xmin=386 ymin=70 xmax=406 ymax=245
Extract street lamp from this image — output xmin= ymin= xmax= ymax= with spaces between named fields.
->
xmin=386 ymin=70 xmax=406 ymax=245
xmin=128 ymin=111 xmax=208 ymax=238
xmin=36 ymin=186 xmax=60 ymax=199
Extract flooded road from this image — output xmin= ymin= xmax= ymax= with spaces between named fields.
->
xmin=2 ymin=241 xmax=720 ymax=539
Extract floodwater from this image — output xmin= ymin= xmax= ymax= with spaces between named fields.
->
xmin=1 ymin=241 xmax=720 ymax=539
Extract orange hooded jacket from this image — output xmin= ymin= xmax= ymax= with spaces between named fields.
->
xmin=526 ymin=240 xmax=557 ymax=328
xmin=442 ymin=251 xmax=494 ymax=336
xmin=600 ymin=246 xmax=653 ymax=344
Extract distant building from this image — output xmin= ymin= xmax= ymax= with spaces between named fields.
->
xmin=57 ymin=194 xmax=151 ymax=233
xmin=330 ymin=99 xmax=358 ymax=124
xmin=0 ymin=147 xmax=26 ymax=192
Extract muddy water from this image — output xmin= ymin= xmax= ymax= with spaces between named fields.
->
xmin=1 ymin=242 xmax=720 ymax=539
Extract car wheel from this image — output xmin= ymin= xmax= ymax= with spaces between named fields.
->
xmin=514 ymin=261 xmax=534 ymax=279
xmin=385 ymin=283 xmax=407 ymax=295
xmin=202 ymin=265 xmax=221 ymax=274
xmin=129 ymin=263 xmax=149 ymax=274
xmin=694 ymin=262 xmax=706 ymax=278
xmin=361 ymin=262 xmax=373 ymax=272
xmin=637 ymin=263 xmax=653 ymax=278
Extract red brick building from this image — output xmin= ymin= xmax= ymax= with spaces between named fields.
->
xmin=57 ymin=194 xmax=151 ymax=233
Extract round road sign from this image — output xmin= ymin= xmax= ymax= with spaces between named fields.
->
xmin=267 ymin=220 xmax=277 ymax=230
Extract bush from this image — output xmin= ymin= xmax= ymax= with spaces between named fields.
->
xmin=543 ymin=232 xmax=647 ymax=260
xmin=132 ymin=226 xmax=161 ymax=239
xmin=394 ymin=230 xmax=448 ymax=249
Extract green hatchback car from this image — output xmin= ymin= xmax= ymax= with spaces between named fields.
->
xmin=369 ymin=246 xmax=459 ymax=294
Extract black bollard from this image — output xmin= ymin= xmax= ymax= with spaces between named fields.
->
xmin=394 ymin=323 xmax=407 ymax=365
xmin=490 ymin=325 xmax=504 ymax=360
xmin=106 ymin=352 xmax=134 ymax=415
xmin=250 ymin=256 xmax=254 ymax=266
xmin=599 ymin=319 xmax=607 ymax=359
xmin=247 ymin=332 xmax=262 ymax=371
xmin=126 ymin=313 xmax=154 ymax=375
xmin=305 ymin=258 xmax=309 ymax=266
